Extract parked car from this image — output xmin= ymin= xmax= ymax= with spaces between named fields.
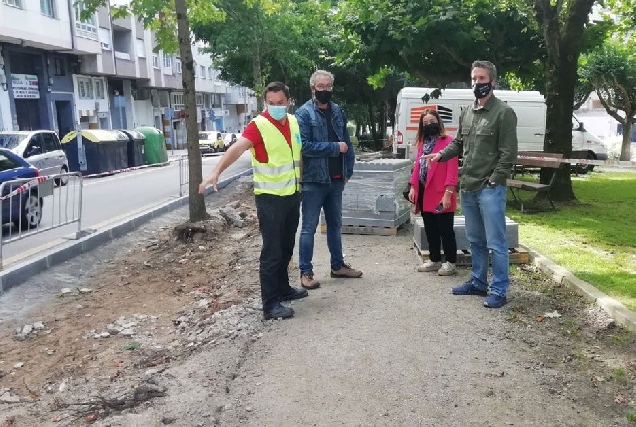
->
xmin=0 ymin=148 xmax=44 ymax=230
xmin=198 ymin=131 xmax=225 ymax=155
xmin=223 ymin=133 xmax=238 ymax=150
xmin=0 ymin=130 xmax=69 ymax=186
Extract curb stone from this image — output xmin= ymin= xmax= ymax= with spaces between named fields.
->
xmin=0 ymin=169 xmax=253 ymax=294
xmin=523 ymin=244 xmax=636 ymax=333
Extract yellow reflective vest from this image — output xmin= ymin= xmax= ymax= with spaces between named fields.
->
xmin=250 ymin=114 xmax=301 ymax=196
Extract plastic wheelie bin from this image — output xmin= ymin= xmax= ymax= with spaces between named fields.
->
xmin=61 ymin=129 xmax=128 ymax=175
xmin=134 ymin=127 xmax=168 ymax=164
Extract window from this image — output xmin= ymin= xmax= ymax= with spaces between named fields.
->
xmin=176 ymin=59 xmax=182 ymax=74
xmin=40 ymin=0 xmax=55 ymax=17
xmin=54 ymin=58 xmax=65 ymax=76
xmin=200 ymin=65 xmax=206 ymax=79
xmin=163 ymin=54 xmax=172 ymax=68
xmin=0 ymin=152 xmax=21 ymax=172
xmin=42 ymin=133 xmax=57 ymax=153
xmin=75 ymin=1 xmax=98 ymax=39
xmin=208 ymin=67 xmax=213 ymax=79
xmin=77 ymin=78 xmax=93 ymax=99
xmin=136 ymin=39 xmax=145 ymax=58
xmin=2 ymin=0 xmax=22 ymax=8
xmin=99 ymin=28 xmax=111 ymax=50
xmin=196 ymin=94 xmax=204 ymax=106
xmin=95 ymin=80 xmax=105 ymax=99
xmin=171 ymin=93 xmax=184 ymax=110
xmin=152 ymin=54 xmax=159 ymax=69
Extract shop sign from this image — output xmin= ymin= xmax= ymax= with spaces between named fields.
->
xmin=11 ymin=74 xmax=40 ymax=99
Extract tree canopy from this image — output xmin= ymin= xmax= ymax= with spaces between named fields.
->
xmin=581 ymin=40 xmax=636 ymax=160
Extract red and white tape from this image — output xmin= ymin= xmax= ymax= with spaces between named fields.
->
xmin=0 ymin=176 xmax=48 ymax=201
xmin=517 ymin=154 xmax=636 ymax=168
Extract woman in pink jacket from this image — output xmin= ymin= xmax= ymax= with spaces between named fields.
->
xmin=408 ymin=110 xmax=459 ymax=275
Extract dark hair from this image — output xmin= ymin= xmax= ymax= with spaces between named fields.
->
xmin=263 ymin=81 xmax=290 ymax=100
xmin=471 ymin=60 xmax=497 ymax=81
xmin=414 ymin=109 xmax=448 ymax=146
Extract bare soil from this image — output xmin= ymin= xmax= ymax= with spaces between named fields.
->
xmin=0 ymin=180 xmax=635 ymax=426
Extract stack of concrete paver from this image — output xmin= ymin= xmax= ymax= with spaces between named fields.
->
xmin=322 ymin=158 xmax=412 ymax=229
xmin=413 ymin=215 xmax=519 ymax=251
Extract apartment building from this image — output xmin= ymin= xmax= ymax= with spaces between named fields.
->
xmin=0 ymin=0 xmax=256 ymax=145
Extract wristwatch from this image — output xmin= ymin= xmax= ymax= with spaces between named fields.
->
xmin=486 ymin=180 xmax=497 ymax=188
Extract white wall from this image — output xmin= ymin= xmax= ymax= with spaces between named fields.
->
xmin=133 ymin=99 xmax=154 ymax=128
xmin=0 ymin=89 xmax=11 ymax=131
xmin=0 ymin=2 xmax=72 ymax=50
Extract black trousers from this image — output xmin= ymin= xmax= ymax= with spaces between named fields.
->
xmin=418 ymin=182 xmax=457 ymax=263
xmin=255 ymin=192 xmax=301 ymax=311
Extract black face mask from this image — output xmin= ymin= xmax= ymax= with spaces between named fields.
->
xmin=473 ymin=82 xmax=492 ymax=99
xmin=423 ymin=123 xmax=440 ymax=137
xmin=314 ymin=90 xmax=333 ymax=104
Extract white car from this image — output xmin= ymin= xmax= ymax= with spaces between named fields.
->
xmin=223 ymin=133 xmax=238 ymax=149
xmin=0 ymin=130 xmax=70 ymax=186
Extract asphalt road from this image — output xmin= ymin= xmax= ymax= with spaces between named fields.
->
xmin=0 ymin=151 xmax=252 ymax=266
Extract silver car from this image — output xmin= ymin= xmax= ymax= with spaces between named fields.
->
xmin=0 ymin=130 xmax=70 ymax=186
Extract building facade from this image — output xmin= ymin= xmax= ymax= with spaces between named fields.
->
xmin=0 ymin=1 xmax=256 ymax=145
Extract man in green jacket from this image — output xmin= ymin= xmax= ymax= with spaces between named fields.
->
xmin=425 ymin=60 xmax=518 ymax=308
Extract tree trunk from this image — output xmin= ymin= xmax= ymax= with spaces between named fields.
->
xmin=175 ymin=0 xmax=207 ymax=222
xmin=620 ymin=116 xmax=634 ymax=161
xmin=532 ymin=0 xmax=595 ymax=202
xmin=252 ymin=41 xmax=263 ymax=112
xmin=542 ymin=54 xmax=577 ymax=201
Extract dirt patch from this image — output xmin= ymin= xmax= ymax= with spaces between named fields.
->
xmin=1 ymin=181 xmax=636 ymax=426
xmin=0 ymin=182 xmax=267 ymax=426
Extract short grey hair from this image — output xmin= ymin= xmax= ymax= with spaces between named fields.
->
xmin=471 ymin=60 xmax=497 ymax=81
xmin=309 ymin=70 xmax=334 ymax=87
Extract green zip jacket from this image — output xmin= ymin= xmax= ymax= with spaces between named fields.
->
xmin=438 ymin=94 xmax=518 ymax=192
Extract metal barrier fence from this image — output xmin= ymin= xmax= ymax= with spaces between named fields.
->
xmin=0 ymin=172 xmax=83 ymax=270
xmin=178 ymin=155 xmax=189 ymax=197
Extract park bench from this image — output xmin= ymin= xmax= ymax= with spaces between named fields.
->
xmin=506 ymin=151 xmax=565 ymax=212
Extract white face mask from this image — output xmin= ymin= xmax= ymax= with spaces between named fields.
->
xmin=267 ymin=105 xmax=287 ymax=120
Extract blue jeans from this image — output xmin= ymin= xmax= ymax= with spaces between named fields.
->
xmin=460 ymin=185 xmax=510 ymax=297
xmin=299 ymin=180 xmax=345 ymax=275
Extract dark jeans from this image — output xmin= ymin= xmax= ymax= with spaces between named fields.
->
xmin=418 ymin=182 xmax=457 ymax=263
xmin=299 ymin=179 xmax=345 ymax=275
xmin=255 ymin=192 xmax=301 ymax=311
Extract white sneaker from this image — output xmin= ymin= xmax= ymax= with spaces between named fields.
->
xmin=417 ymin=260 xmax=442 ymax=272
xmin=438 ymin=261 xmax=457 ymax=276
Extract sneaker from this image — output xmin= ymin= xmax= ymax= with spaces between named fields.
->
xmin=331 ymin=263 xmax=363 ymax=278
xmin=417 ymin=260 xmax=442 ymax=272
xmin=437 ymin=262 xmax=457 ymax=276
xmin=451 ymin=280 xmax=488 ymax=296
xmin=281 ymin=287 xmax=309 ymax=301
xmin=301 ymin=274 xmax=321 ymax=290
xmin=483 ymin=294 xmax=508 ymax=308
xmin=263 ymin=303 xmax=294 ymax=320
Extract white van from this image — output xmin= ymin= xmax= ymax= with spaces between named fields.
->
xmin=393 ymin=87 xmax=608 ymax=164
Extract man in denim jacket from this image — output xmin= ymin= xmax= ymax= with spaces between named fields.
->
xmin=295 ymin=70 xmax=362 ymax=290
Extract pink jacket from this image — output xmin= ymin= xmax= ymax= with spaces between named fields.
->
xmin=408 ymin=135 xmax=459 ymax=214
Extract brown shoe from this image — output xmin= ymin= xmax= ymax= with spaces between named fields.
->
xmin=331 ymin=263 xmax=363 ymax=278
xmin=301 ymin=274 xmax=320 ymax=290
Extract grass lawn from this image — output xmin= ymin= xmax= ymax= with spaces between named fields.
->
xmin=504 ymin=170 xmax=636 ymax=311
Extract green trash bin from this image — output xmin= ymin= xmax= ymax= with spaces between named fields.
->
xmin=134 ymin=127 xmax=168 ymax=164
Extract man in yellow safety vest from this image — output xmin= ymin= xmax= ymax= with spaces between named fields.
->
xmin=199 ymin=82 xmax=307 ymax=320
